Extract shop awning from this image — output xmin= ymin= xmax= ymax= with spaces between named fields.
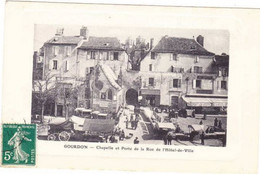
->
xmin=83 ymin=119 xmax=115 ymax=133
xmin=141 ymin=89 xmax=160 ymax=95
xmin=182 ymin=96 xmax=228 ymax=107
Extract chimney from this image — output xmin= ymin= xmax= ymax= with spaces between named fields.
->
xmin=80 ymin=26 xmax=88 ymax=39
xmin=196 ymin=35 xmax=204 ymax=47
xmin=150 ymin=38 xmax=154 ymax=50
xmin=55 ymin=27 xmax=64 ymax=36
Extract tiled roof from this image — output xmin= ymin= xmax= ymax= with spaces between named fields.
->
xmin=45 ymin=36 xmax=82 ymax=44
xmin=152 ymin=36 xmax=215 ymax=56
xmin=80 ymin=37 xmax=124 ymax=51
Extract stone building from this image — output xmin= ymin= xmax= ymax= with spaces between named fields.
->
xmin=32 ymin=26 xmax=127 ymax=117
xmin=139 ymin=35 xmax=228 ymax=113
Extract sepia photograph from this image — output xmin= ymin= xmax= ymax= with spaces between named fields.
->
xmin=1 ymin=1 xmax=260 ymax=173
xmin=32 ymin=25 xmax=229 ymax=147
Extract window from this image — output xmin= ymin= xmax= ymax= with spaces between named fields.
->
xmin=64 ymin=61 xmax=69 ymax=71
xmin=65 ymin=88 xmax=70 ymax=98
xmin=101 ymin=92 xmax=106 ymax=99
xmin=53 ymin=46 xmax=59 ymax=56
xmin=90 ymin=51 xmax=96 ymax=59
xmin=173 ymin=79 xmax=181 ymax=88
xmin=107 ymin=89 xmax=113 ymax=100
xmin=171 ymin=66 xmax=174 ymax=72
xmin=149 ymin=78 xmax=154 ymax=86
xmin=170 ymin=54 xmax=177 ymax=61
xmin=195 ymin=56 xmax=200 ymax=63
xmin=53 ymin=60 xmax=58 ymax=70
xmin=196 ymin=80 xmax=201 ymax=88
xmin=194 ymin=66 xmax=203 ymax=73
xmin=149 ymin=64 xmax=153 ymax=71
xmin=222 ymin=68 xmax=228 ymax=77
xmin=221 ymin=81 xmax=227 ymax=90
xmin=113 ymin=52 xmax=119 ymax=60
xmin=151 ymin=52 xmax=155 ymax=59
xmin=65 ymin=46 xmax=71 ymax=56
xmin=106 ymin=52 xmax=110 ymax=60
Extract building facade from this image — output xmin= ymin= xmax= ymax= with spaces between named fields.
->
xmin=32 ymin=26 xmax=127 ymax=117
xmin=139 ymin=35 xmax=229 ymax=112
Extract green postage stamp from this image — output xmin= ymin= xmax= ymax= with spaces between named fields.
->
xmin=2 ymin=124 xmax=36 ymax=165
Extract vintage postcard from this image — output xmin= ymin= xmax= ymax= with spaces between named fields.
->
xmin=1 ymin=1 xmax=260 ymax=174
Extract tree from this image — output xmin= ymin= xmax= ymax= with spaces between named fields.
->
xmin=32 ymin=72 xmax=57 ymax=123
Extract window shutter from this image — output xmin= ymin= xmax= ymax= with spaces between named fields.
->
xmin=49 ymin=60 xmax=53 ymax=70
xmin=54 ymin=46 xmax=59 ymax=56
xmin=178 ymin=79 xmax=181 ymax=88
xmin=192 ymin=80 xmax=196 ymax=89
xmin=66 ymin=60 xmax=69 ymax=71
xmin=170 ymin=53 xmax=173 ymax=61
xmin=56 ymin=60 xmax=60 ymax=70
xmin=110 ymin=52 xmax=114 ymax=60
xmin=52 ymin=47 xmax=55 ymax=56
xmin=67 ymin=46 xmax=71 ymax=56
xmin=218 ymin=68 xmax=222 ymax=76
xmin=226 ymin=81 xmax=228 ymax=90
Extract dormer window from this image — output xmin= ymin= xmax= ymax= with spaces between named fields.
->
xmin=104 ymin=43 xmax=110 ymax=46
xmin=190 ymin=45 xmax=196 ymax=50
xmin=170 ymin=53 xmax=177 ymax=61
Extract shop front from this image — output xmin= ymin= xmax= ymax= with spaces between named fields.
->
xmin=140 ymin=89 xmax=160 ymax=107
xmin=181 ymin=94 xmax=228 ymax=115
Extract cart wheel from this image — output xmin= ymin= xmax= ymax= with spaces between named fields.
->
xmin=58 ymin=131 xmax=70 ymax=141
xmin=47 ymin=134 xmax=57 ymax=141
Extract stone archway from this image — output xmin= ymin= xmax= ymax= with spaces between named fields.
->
xmin=125 ymin=88 xmax=138 ymax=105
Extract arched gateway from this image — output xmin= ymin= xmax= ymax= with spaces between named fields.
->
xmin=125 ymin=88 xmax=138 ymax=105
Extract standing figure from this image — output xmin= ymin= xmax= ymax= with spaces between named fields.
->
xmin=134 ymin=116 xmax=139 ymax=130
xmin=218 ymin=120 xmax=222 ymax=129
xmin=203 ymin=113 xmax=207 ymax=120
xmin=200 ymin=132 xmax=205 ymax=145
xmin=163 ymin=135 xmax=167 ymax=145
xmin=121 ymin=130 xmax=125 ymax=140
xmin=8 ymin=126 xmax=32 ymax=163
xmin=199 ymin=120 xmax=203 ymax=125
xmin=131 ymin=120 xmax=135 ymax=129
xmin=167 ymin=135 xmax=173 ymax=145
xmin=214 ymin=118 xmax=218 ymax=127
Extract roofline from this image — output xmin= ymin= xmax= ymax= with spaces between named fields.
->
xmin=151 ymin=50 xmax=215 ymax=56
xmin=78 ymin=47 xmax=125 ymax=51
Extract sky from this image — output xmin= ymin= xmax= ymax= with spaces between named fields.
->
xmin=34 ymin=24 xmax=229 ymax=55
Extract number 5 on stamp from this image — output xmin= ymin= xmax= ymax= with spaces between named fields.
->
xmin=2 ymin=124 xmax=36 ymax=165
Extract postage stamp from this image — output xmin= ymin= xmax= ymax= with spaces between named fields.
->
xmin=2 ymin=124 xmax=36 ymax=165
